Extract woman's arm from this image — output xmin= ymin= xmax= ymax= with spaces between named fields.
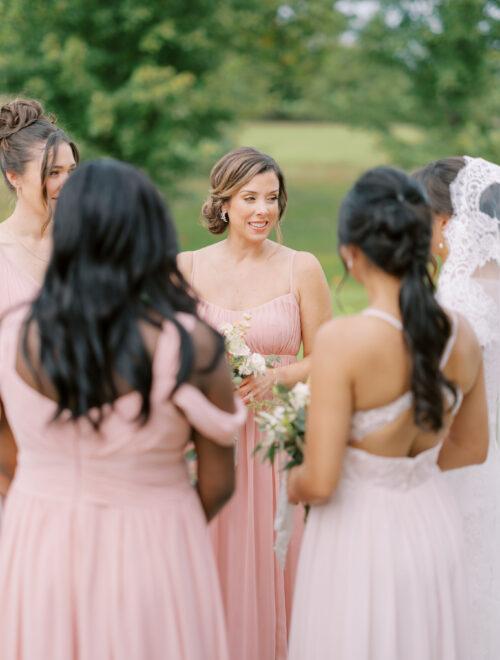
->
xmin=239 ymin=252 xmax=332 ymax=403
xmin=288 ymin=320 xmax=353 ymax=504
xmin=438 ymin=358 xmax=489 ymax=471
xmin=190 ymin=322 xmax=237 ymax=521
xmin=0 ymin=404 xmax=17 ymax=496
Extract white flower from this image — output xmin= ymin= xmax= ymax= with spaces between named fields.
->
xmin=219 ymin=322 xmax=233 ymax=336
xmin=248 ymin=352 xmax=266 ymax=375
xmin=227 ymin=337 xmax=251 ymax=357
xmin=288 ymin=382 xmax=310 ymax=411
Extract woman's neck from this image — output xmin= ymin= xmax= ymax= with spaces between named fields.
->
xmin=223 ymin=233 xmax=273 ymax=262
xmin=364 ymin=270 xmax=402 ymax=316
xmin=3 ymin=200 xmax=48 ymax=239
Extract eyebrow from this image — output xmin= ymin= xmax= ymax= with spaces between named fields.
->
xmin=240 ymin=189 xmax=279 ymax=194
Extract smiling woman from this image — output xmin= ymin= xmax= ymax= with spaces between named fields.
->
xmin=0 ymin=98 xmax=79 ymax=502
xmin=177 ymin=146 xmax=332 ymax=660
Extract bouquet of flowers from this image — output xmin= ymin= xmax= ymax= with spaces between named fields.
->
xmin=255 ymin=381 xmax=310 ymax=567
xmin=220 ymin=314 xmax=277 ymax=388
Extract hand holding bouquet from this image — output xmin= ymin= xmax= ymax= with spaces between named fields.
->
xmin=220 ymin=315 xmax=279 ymax=403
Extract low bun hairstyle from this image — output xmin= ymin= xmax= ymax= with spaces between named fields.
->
xmin=201 ymin=147 xmax=287 ymax=235
xmin=412 ymin=157 xmax=466 ymax=216
xmin=338 ymin=166 xmax=457 ymax=431
xmin=0 ymin=97 xmax=79 ymax=203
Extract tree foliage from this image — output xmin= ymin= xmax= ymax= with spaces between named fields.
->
xmin=341 ymin=0 xmax=500 ymax=165
xmin=0 ymin=0 xmax=235 ymax=187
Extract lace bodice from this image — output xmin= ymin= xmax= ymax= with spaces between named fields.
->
xmin=350 ymin=309 xmax=461 ymax=441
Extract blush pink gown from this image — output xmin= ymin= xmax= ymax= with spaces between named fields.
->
xmin=288 ymin=311 xmax=469 ymax=659
xmin=192 ymin=249 xmax=303 ymax=660
xmin=0 ymin=248 xmax=40 ymax=521
xmin=0 ymin=310 xmax=246 ymax=660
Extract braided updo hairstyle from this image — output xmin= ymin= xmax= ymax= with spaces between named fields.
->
xmin=201 ymin=147 xmax=287 ymax=236
xmin=338 ymin=166 xmax=457 ymax=431
xmin=0 ymin=98 xmax=79 ymax=204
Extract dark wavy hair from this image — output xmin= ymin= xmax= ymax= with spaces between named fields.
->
xmin=338 ymin=166 xmax=457 ymax=431
xmin=22 ymin=159 xmax=223 ymax=427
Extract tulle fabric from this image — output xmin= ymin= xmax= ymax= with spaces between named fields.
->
xmin=0 ymin=311 xmax=245 ymax=660
xmin=200 ymin=291 xmax=303 ymax=660
xmin=289 ymin=445 xmax=469 ymax=660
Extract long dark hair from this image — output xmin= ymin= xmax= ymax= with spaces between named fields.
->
xmin=338 ymin=166 xmax=456 ymax=431
xmin=23 ymin=159 xmax=223 ymax=427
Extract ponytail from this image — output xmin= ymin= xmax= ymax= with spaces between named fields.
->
xmin=338 ymin=166 xmax=457 ymax=431
xmin=399 ymin=261 xmax=456 ymax=431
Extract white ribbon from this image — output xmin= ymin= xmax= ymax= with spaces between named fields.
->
xmin=274 ymin=469 xmax=295 ymax=569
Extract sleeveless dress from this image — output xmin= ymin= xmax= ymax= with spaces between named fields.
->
xmin=0 ymin=311 xmax=246 ymax=660
xmin=289 ymin=310 xmax=469 ymax=660
xmin=192 ymin=248 xmax=303 ymax=660
xmin=0 ymin=247 xmax=40 ymax=522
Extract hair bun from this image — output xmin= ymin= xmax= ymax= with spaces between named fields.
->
xmin=0 ymin=98 xmax=54 ymax=140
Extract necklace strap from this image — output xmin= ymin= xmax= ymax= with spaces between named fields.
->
xmin=362 ymin=308 xmax=403 ymax=331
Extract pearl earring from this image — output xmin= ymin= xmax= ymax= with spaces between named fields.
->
xmin=438 ymin=241 xmax=444 ymax=250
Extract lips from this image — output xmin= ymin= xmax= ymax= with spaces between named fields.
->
xmin=249 ymin=221 xmax=268 ymax=230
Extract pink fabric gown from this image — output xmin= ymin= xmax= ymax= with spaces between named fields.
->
xmin=193 ymin=249 xmax=303 ymax=660
xmin=0 ymin=247 xmax=39 ymax=316
xmin=0 ymin=247 xmax=40 ymax=521
xmin=0 ymin=310 xmax=246 ymax=660
xmin=289 ymin=311 xmax=469 ymax=660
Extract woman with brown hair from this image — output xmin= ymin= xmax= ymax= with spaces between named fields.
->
xmin=414 ymin=156 xmax=500 ymax=660
xmin=0 ymin=98 xmax=79 ymax=503
xmin=178 ymin=146 xmax=332 ymax=660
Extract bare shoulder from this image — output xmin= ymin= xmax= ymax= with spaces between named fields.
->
xmin=314 ymin=315 xmax=359 ymax=356
xmin=176 ymin=250 xmax=193 ymax=279
xmin=453 ymin=313 xmax=482 ymax=363
xmin=293 ymin=250 xmax=325 ymax=277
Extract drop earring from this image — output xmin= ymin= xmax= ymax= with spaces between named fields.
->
xmin=220 ymin=210 xmax=229 ymax=223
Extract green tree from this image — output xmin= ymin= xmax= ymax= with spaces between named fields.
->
xmin=0 ymin=0 xmax=235 ymax=187
xmin=344 ymin=0 xmax=500 ymax=165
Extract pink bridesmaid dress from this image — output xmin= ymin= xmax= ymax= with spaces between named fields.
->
xmin=0 ymin=247 xmax=40 ymax=519
xmin=0 ymin=311 xmax=246 ymax=660
xmin=0 ymin=245 xmax=39 ymax=315
xmin=192 ymin=248 xmax=303 ymax=660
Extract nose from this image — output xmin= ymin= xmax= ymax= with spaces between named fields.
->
xmin=256 ymin=201 xmax=268 ymax=216
xmin=59 ymin=171 xmax=71 ymax=187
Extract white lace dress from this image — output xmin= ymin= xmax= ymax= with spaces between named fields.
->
xmin=437 ymin=156 xmax=500 ymax=659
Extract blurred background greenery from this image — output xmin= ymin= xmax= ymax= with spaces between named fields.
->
xmin=1 ymin=0 xmax=498 ymax=313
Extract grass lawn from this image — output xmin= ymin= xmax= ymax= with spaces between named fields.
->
xmin=0 ymin=121 xmax=394 ymax=314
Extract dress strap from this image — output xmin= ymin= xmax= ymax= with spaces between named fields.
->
xmin=362 ymin=308 xmax=403 ymax=331
xmin=440 ymin=313 xmax=458 ymax=369
xmin=190 ymin=251 xmax=197 ymax=288
xmin=289 ymin=249 xmax=297 ymax=293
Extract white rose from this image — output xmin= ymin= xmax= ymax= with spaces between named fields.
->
xmin=248 ymin=352 xmax=266 ymax=375
xmin=289 ymin=382 xmax=310 ymax=411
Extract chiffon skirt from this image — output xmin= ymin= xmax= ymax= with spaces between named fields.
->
xmin=0 ymin=483 xmax=229 ymax=660
xmin=289 ymin=446 xmax=469 ymax=660
xmin=210 ymin=408 xmax=304 ymax=660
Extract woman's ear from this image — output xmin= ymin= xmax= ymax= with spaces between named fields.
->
xmin=339 ymin=245 xmax=353 ymax=270
xmin=5 ymin=170 xmax=19 ymax=191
